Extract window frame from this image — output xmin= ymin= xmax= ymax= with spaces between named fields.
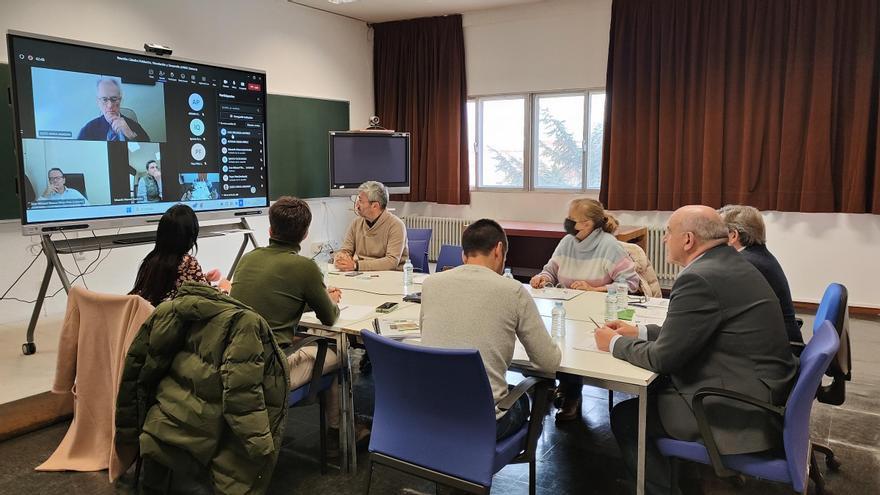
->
xmin=468 ymin=87 xmax=606 ymax=193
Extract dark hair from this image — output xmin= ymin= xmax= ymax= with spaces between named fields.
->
xmin=48 ymin=167 xmax=64 ymax=177
xmin=130 ymin=204 xmax=200 ymax=305
xmin=461 ymin=219 xmax=508 ymax=257
xmin=269 ymin=196 xmax=312 ymax=244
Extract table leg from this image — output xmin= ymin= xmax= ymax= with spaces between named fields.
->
xmin=637 ymin=386 xmax=647 ymax=495
xmin=338 ymin=333 xmax=357 ymax=473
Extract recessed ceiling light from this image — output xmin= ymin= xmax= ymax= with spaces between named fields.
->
xmin=328 ymin=0 xmax=358 ymax=4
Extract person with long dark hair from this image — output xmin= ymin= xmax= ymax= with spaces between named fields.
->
xmin=130 ymin=204 xmax=227 ymax=306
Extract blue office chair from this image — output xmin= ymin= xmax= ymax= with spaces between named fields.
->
xmin=435 ymin=244 xmax=464 ymax=272
xmin=286 ymin=333 xmax=338 ymax=474
xmin=656 ymin=320 xmax=839 ymax=494
xmin=361 ymin=331 xmax=553 ymax=495
xmin=808 ymin=283 xmax=850 ymax=475
xmin=408 ymin=239 xmax=430 ymax=274
xmin=407 ymin=228 xmax=433 ymax=244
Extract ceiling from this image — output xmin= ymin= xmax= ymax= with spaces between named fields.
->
xmin=288 ymin=0 xmax=546 ymax=23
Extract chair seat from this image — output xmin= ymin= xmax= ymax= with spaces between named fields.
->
xmin=656 ymin=438 xmax=791 ymax=484
xmin=288 ymin=374 xmax=335 ymax=407
xmin=492 ymin=425 xmax=529 ymax=474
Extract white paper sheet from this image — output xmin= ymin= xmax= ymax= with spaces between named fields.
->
xmin=571 ymin=327 xmax=599 ymax=352
xmin=303 ymin=304 xmax=375 ymax=323
xmin=527 ymin=286 xmax=582 ymax=301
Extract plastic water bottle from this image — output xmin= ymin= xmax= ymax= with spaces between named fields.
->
xmin=315 ymin=245 xmax=331 ymax=282
xmin=616 ymin=277 xmax=629 ymax=309
xmin=605 ymin=287 xmax=618 ymax=322
xmin=503 ymin=268 xmax=514 ymax=279
xmin=403 ymin=257 xmax=414 ymax=295
xmin=551 ymin=301 xmax=566 ymax=339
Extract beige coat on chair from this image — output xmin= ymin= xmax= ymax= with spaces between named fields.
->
xmin=36 ymin=287 xmax=153 ymax=481
xmin=620 ymin=241 xmax=663 ymax=297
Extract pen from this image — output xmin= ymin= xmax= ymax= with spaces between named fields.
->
xmin=588 ymin=316 xmax=601 ymax=328
xmin=373 ymin=317 xmax=381 ymax=335
xmin=630 ymin=303 xmax=648 ymax=308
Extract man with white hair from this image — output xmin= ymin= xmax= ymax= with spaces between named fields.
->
xmin=334 ymin=180 xmax=408 ymax=271
xmin=77 ymin=78 xmax=151 ymax=142
xmin=595 ymin=205 xmax=797 ymax=495
xmin=719 ymin=204 xmax=802 ymax=343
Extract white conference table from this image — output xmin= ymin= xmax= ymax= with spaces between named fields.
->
xmin=300 ymin=268 xmax=662 ymax=495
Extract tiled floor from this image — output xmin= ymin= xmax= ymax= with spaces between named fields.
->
xmin=0 ymin=314 xmax=878 ymax=494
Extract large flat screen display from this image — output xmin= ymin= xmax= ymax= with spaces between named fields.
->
xmin=7 ymin=32 xmax=270 ymax=234
xmin=329 ymin=131 xmax=410 ymax=196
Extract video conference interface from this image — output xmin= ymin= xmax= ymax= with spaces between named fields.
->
xmin=9 ymin=34 xmax=270 ymax=225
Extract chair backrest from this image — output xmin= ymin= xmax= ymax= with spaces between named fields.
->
xmin=783 ymin=320 xmax=839 ymax=493
xmin=362 ymin=331 xmax=499 ymax=487
xmin=120 ymin=107 xmax=139 ymax=122
xmin=407 ymin=239 xmax=430 ymax=273
xmin=407 ymin=228 xmax=433 ymax=243
xmin=813 ymin=283 xmax=850 ymax=381
xmin=64 ymin=173 xmax=87 ymax=199
xmin=436 ymin=244 xmax=464 ymax=272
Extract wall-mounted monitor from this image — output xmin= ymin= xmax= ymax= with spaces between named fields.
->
xmin=329 ymin=131 xmax=410 ymax=196
xmin=7 ymin=31 xmax=270 ymax=235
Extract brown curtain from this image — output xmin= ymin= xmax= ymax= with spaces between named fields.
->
xmin=373 ymin=15 xmax=470 ymax=204
xmin=600 ymin=0 xmax=880 ymax=213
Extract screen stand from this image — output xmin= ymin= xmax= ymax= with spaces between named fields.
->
xmin=21 ymin=218 xmax=259 ymax=355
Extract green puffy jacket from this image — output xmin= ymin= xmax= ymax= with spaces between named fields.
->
xmin=116 ymin=282 xmax=290 ymax=494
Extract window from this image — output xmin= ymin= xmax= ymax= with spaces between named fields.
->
xmin=478 ymin=96 xmax=525 ymax=188
xmin=466 ymin=90 xmax=606 ymax=192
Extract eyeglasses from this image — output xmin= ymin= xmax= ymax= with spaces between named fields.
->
xmin=97 ymin=96 xmax=121 ymax=104
xmin=48 ymin=175 xmax=64 ymax=182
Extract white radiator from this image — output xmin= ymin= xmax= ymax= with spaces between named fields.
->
xmin=402 ymin=216 xmax=472 ymax=261
xmin=647 ymin=226 xmax=681 ymax=287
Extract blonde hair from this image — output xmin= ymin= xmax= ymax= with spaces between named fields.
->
xmin=570 ymin=198 xmax=618 ymax=233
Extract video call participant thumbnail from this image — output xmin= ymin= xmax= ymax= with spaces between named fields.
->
xmin=137 ymin=160 xmax=163 ymax=203
xmin=78 ymin=78 xmax=151 ymax=142
xmin=38 ymin=167 xmax=89 ymax=205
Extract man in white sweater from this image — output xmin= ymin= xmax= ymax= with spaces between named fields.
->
xmin=420 ymin=219 xmax=562 ymax=439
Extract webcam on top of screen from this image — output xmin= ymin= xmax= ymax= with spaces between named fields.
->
xmin=144 ymin=43 xmax=173 ymax=57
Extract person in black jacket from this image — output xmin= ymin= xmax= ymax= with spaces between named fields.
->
xmin=719 ymin=204 xmax=802 ymax=343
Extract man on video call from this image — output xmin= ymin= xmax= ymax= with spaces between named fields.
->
xmin=77 ymin=78 xmax=151 ymax=142
xmin=37 ymin=168 xmax=89 ymax=205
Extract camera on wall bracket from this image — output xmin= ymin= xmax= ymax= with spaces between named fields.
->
xmin=144 ymin=43 xmax=172 ymax=57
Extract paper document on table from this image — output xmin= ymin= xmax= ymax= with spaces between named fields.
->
xmin=571 ymin=327 xmax=599 ymax=352
xmin=372 ymin=318 xmax=421 ymax=340
xmin=412 ymin=273 xmax=429 ymax=284
xmin=527 ymin=286 xmax=581 ymax=301
xmin=303 ymin=304 xmax=375 ymax=323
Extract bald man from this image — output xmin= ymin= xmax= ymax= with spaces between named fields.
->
xmin=77 ymin=78 xmax=151 ymax=142
xmin=596 ymin=205 xmax=797 ymax=495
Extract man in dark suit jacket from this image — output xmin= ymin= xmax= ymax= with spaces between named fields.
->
xmin=77 ymin=78 xmax=151 ymax=142
xmin=595 ymin=205 xmax=797 ymax=495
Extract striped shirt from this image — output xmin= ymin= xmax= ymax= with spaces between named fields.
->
xmin=539 ymin=229 xmax=640 ymax=291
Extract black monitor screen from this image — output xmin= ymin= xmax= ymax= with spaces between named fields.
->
xmin=330 ymin=132 xmax=410 ymax=188
xmin=8 ymin=32 xmax=269 ymax=227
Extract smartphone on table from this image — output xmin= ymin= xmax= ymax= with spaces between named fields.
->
xmin=375 ymin=302 xmax=399 ymax=313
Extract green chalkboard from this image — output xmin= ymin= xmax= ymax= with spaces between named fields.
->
xmin=266 ymin=94 xmax=349 ymax=199
xmin=1 ymin=63 xmax=22 ymax=220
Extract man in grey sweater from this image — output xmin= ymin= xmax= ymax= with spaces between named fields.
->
xmin=420 ymin=219 xmax=562 ymax=439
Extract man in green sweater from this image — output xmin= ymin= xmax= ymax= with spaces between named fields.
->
xmin=231 ymin=196 xmax=343 ymax=429
xmin=334 ymin=180 xmax=409 ymax=271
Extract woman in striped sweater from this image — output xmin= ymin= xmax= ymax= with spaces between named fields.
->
xmin=531 ymin=198 xmax=640 ymax=421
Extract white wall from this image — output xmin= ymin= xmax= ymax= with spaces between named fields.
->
xmin=0 ymin=0 xmax=368 ymax=318
xmin=394 ymin=0 xmax=880 ymax=310
xmin=0 ymin=0 xmax=374 ymax=126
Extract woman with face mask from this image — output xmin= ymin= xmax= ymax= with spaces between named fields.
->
xmin=530 ymin=198 xmax=641 ymax=421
